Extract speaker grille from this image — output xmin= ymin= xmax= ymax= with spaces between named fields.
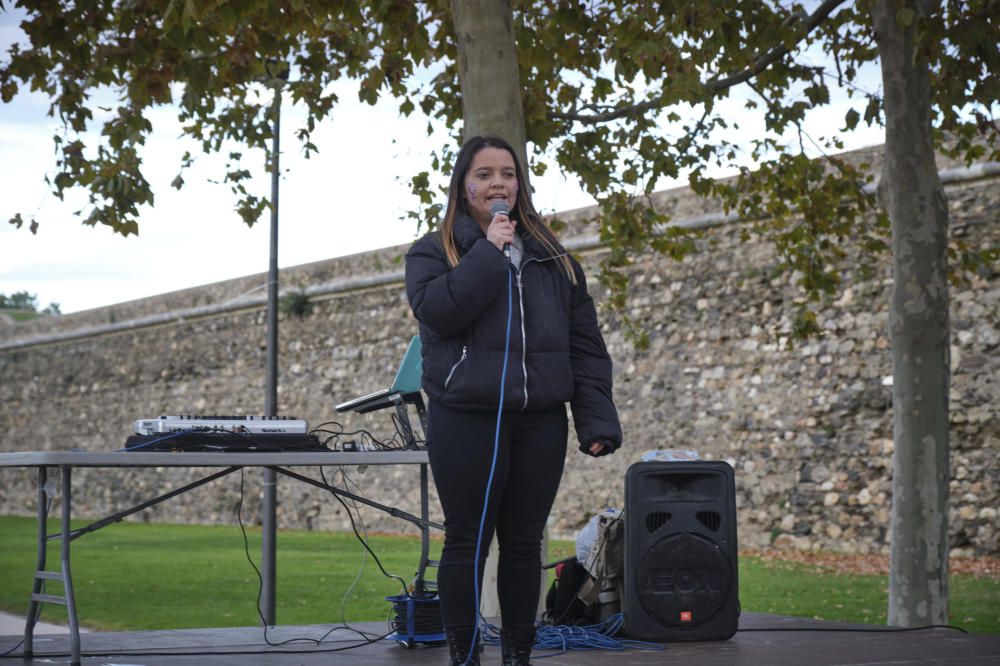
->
xmin=633 ymin=532 xmax=733 ymax=629
xmin=697 ymin=511 xmax=721 ymax=532
xmin=646 ymin=512 xmax=672 ymax=533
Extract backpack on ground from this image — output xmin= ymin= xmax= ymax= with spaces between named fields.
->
xmin=543 ymin=509 xmax=624 ymax=626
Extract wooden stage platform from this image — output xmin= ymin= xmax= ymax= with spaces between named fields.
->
xmin=2 ymin=612 xmax=998 ymax=665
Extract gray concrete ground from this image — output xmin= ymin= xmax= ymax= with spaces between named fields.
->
xmin=0 ymin=610 xmax=90 ymax=636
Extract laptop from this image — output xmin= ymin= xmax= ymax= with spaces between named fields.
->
xmin=336 ymin=335 xmax=423 ymax=413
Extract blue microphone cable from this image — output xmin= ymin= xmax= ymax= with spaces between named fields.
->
xmin=461 ymin=255 xmax=661 ymax=662
xmin=478 ymin=613 xmax=665 ymax=657
xmin=465 ymin=262 xmax=514 ymax=665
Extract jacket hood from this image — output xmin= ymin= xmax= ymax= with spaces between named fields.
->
xmin=453 ymin=213 xmax=484 ymax=252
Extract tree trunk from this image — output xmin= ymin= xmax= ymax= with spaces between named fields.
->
xmin=450 ymin=0 xmax=529 ymax=173
xmin=450 ymin=0 xmax=547 ymax=620
xmin=871 ymin=0 xmax=950 ymax=627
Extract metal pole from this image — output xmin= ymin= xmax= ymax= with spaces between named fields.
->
xmin=261 ymin=83 xmax=281 ymax=626
xmin=61 ymin=467 xmax=81 ymax=666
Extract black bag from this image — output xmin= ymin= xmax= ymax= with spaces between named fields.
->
xmin=543 ymin=559 xmax=598 ymax=626
xmin=543 ymin=510 xmax=625 ymax=627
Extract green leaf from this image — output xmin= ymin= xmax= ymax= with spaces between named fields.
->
xmin=844 ymin=108 xmax=860 ymax=130
xmin=863 ymin=97 xmax=881 ymax=126
xmin=180 ymin=0 xmax=196 ymax=33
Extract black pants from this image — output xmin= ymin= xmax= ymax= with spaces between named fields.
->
xmin=427 ymin=399 xmax=568 ymax=629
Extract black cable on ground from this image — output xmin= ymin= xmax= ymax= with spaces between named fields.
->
xmin=0 ymin=641 xmax=23 ymax=658
xmin=740 ymin=623 xmax=968 ymax=634
xmin=0 ymin=631 xmax=396 ymax=660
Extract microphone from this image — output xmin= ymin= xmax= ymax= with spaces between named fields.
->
xmin=490 ymin=200 xmax=511 ymax=259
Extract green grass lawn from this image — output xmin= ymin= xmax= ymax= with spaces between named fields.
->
xmin=0 ymin=516 xmax=433 ymax=631
xmin=1 ymin=516 xmax=996 ymax=634
xmin=738 ymin=556 xmax=999 ymax=633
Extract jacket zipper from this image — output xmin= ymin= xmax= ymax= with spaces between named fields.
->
xmin=508 ymin=253 xmax=563 ymax=409
xmin=444 ymin=345 xmax=467 ymax=389
xmin=514 ymin=269 xmax=529 ymax=409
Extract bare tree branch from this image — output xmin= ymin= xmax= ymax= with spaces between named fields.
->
xmin=548 ymin=0 xmax=849 ymax=124
xmin=674 ymin=106 xmax=711 ymax=157
xmin=705 ymin=0 xmax=847 ymax=91
xmin=549 ymin=99 xmax=662 ymax=123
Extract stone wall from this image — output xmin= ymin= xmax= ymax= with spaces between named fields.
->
xmin=1 ymin=146 xmax=997 ymax=556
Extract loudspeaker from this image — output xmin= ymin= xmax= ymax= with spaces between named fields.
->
xmin=623 ymin=461 xmax=739 ymax=641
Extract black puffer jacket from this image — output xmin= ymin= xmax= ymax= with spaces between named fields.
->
xmin=404 ymin=214 xmax=622 ymax=454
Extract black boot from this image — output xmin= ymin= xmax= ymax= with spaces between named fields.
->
xmin=500 ymin=625 xmax=535 ymax=666
xmin=445 ymin=625 xmax=481 ymax=665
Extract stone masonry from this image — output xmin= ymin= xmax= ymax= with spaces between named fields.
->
xmin=1 ymin=145 xmax=997 ymax=556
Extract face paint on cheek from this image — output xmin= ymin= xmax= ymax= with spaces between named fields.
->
xmin=467 ymin=183 xmax=477 ymax=198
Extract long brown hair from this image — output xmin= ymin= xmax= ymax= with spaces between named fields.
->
xmin=440 ymin=135 xmax=576 ymax=284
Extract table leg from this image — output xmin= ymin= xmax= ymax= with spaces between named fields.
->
xmin=23 ymin=466 xmax=48 ymax=658
xmin=261 ymin=468 xmax=277 ymax=626
xmin=417 ymin=463 xmax=430 ymax=594
xmin=61 ymin=465 xmax=81 ymax=666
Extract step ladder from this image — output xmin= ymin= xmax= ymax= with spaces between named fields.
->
xmin=24 ymin=465 xmax=82 ymax=666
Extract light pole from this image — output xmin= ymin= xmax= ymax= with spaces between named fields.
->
xmin=261 ymin=59 xmax=288 ymax=627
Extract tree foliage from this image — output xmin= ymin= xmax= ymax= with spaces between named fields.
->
xmin=1 ymin=0 xmax=997 ymax=342
xmin=0 ymin=290 xmax=60 ymax=314
xmin=1 ymin=0 xmax=453 ymax=232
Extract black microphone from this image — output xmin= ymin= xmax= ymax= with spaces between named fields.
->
xmin=490 ymin=200 xmax=511 ymax=259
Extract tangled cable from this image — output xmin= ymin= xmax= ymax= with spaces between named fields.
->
xmin=310 ymin=419 xmax=422 ymax=451
xmin=478 ymin=614 xmax=664 ymax=657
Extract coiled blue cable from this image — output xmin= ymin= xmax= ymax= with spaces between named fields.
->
xmin=479 ymin=613 xmax=664 ymax=657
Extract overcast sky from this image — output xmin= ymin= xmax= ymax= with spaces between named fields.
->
xmin=0 ymin=7 xmax=886 ymax=315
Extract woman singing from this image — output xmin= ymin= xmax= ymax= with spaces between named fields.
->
xmin=405 ymin=135 xmax=622 ymax=665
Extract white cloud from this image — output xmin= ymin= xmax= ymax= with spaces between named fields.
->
xmin=0 ymin=78 xmax=446 ymax=312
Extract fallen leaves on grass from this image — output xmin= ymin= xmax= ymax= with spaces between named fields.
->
xmin=744 ymin=549 xmax=1000 ymax=578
